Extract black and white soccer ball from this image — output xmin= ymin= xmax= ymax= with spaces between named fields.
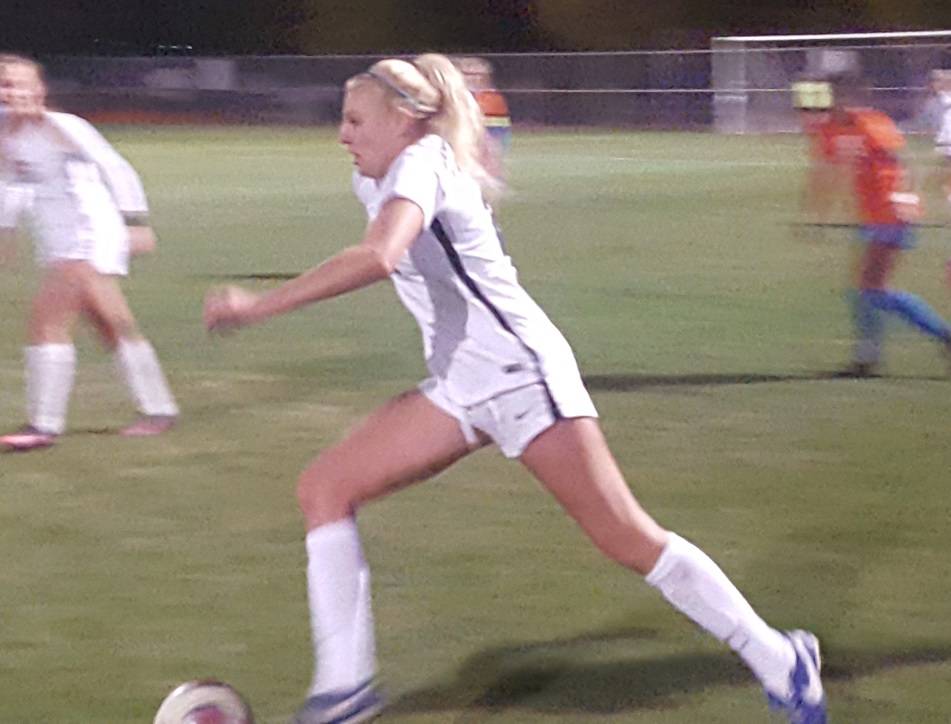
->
xmin=154 ymin=680 xmax=254 ymax=724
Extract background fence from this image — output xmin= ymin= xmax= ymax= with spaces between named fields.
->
xmin=39 ymin=43 xmax=951 ymax=131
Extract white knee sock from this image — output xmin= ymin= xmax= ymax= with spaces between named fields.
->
xmin=646 ymin=532 xmax=795 ymax=697
xmin=25 ymin=344 xmax=76 ymax=435
xmin=305 ymin=518 xmax=377 ymax=696
xmin=114 ymin=339 xmax=179 ymax=417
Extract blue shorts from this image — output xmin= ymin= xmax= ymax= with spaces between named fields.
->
xmin=859 ymin=224 xmax=915 ymax=250
xmin=486 ymin=125 xmax=512 ymax=153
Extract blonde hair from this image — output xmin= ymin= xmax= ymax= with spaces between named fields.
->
xmin=346 ymin=53 xmax=501 ymax=199
xmin=0 ymin=53 xmax=44 ymax=82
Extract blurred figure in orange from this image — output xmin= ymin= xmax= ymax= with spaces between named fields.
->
xmin=456 ymin=56 xmax=510 ymax=184
xmin=805 ymin=73 xmax=951 ymax=376
xmin=793 ymin=78 xmax=852 ymax=229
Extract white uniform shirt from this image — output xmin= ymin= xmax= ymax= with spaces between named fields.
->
xmin=936 ymin=92 xmax=951 ymax=148
xmin=354 ymin=134 xmax=583 ymax=407
xmin=0 ymin=111 xmax=148 ymax=270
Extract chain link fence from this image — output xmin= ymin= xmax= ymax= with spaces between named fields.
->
xmin=42 ymin=51 xmax=712 ymax=128
xmin=39 ymin=43 xmax=948 ymax=131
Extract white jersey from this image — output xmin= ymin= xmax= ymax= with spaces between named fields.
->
xmin=936 ymin=92 xmax=951 ymax=149
xmin=354 ymin=134 xmax=585 ymax=408
xmin=0 ymin=111 xmax=148 ymax=273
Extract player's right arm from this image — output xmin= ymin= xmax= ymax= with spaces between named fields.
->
xmin=799 ymin=118 xmax=849 ymax=227
xmin=204 ymin=198 xmax=424 ymax=332
xmin=50 ymin=112 xmax=157 ymax=256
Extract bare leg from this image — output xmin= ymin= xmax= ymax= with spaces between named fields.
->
xmin=297 ymin=390 xmax=484 ymax=704
xmin=81 ymin=272 xmax=179 ymax=421
xmin=298 ymin=389 xmax=484 ymax=528
xmin=22 ymin=263 xmax=83 ymax=435
xmin=520 ymin=418 xmax=799 ymax=700
xmin=519 ymin=416 xmax=666 ymax=573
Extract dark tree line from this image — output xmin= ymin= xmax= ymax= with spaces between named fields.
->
xmin=2 ymin=0 xmax=950 ymax=55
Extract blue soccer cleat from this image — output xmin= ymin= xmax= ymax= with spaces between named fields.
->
xmin=290 ymin=679 xmax=384 ymax=724
xmin=766 ymin=630 xmax=827 ymax=724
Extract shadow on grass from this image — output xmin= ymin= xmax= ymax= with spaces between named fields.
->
xmin=584 ymin=371 xmax=948 ymax=391
xmin=197 ymin=272 xmax=300 ymax=281
xmin=63 ymin=427 xmax=118 ymax=436
xmin=389 ymin=627 xmax=951 ymax=716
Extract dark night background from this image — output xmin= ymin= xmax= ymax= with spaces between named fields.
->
xmin=1 ymin=1 xmax=951 ymax=56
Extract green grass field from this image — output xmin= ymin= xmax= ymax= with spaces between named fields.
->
xmin=1 ymin=127 xmax=950 ymax=723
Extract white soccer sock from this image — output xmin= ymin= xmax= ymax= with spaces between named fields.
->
xmin=25 ymin=344 xmax=76 ymax=435
xmin=305 ymin=518 xmax=377 ymax=696
xmin=114 ymin=338 xmax=179 ymax=417
xmin=645 ymin=532 xmax=795 ymax=697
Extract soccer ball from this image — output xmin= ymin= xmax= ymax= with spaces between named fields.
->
xmin=154 ymin=680 xmax=254 ymax=724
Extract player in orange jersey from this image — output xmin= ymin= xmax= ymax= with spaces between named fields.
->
xmin=805 ymin=74 xmax=951 ymax=376
xmin=457 ymin=56 xmax=510 ymax=185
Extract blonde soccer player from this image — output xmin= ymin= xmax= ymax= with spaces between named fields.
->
xmin=0 ymin=54 xmax=178 ymax=451
xmin=204 ymin=54 xmax=827 ymax=724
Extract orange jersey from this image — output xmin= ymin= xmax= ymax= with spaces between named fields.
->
xmin=473 ymin=89 xmax=510 ymax=127
xmin=816 ymin=108 xmax=905 ymax=224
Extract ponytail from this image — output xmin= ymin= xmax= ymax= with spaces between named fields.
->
xmin=412 ymin=54 xmax=500 ymax=199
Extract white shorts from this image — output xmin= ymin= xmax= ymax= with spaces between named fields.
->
xmin=34 ymin=200 xmax=130 ymax=276
xmin=421 ymin=375 xmax=598 ymax=459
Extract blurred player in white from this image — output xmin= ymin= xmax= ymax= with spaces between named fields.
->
xmin=0 ymin=54 xmax=178 ymax=451
xmin=925 ymin=69 xmax=951 ymax=284
xmin=929 ymin=70 xmax=951 ymax=178
xmin=204 ymin=54 xmax=826 ymax=724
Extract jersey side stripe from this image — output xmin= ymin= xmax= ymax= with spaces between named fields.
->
xmin=430 ymin=216 xmax=562 ymax=419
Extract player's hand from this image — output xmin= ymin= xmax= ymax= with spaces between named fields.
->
xmin=204 ymin=285 xmax=261 ymax=334
xmin=890 ymin=192 xmax=922 ymax=223
xmin=128 ymin=226 xmax=157 ymax=256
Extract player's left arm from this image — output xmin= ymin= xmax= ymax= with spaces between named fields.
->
xmin=204 ymin=198 xmax=423 ymax=332
xmin=859 ymin=111 xmax=922 ymax=222
xmin=52 ymin=114 xmax=156 ymax=255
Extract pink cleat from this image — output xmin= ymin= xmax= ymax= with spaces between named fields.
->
xmin=119 ymin=415 xmax=177 ymax=438
xmin=0 ymin=425 xmax=57 ymax=452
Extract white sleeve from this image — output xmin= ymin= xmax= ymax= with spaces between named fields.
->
xmin=381 ymin=147 xmax=439 ymax=227
xmin=48 ymin=112 xmax=150 ymax=221
xmin=939 ymin=102 xmax=951 ymax=146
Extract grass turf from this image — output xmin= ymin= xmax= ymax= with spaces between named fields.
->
xmin=1 ymin=127 xmax=950 ymax=722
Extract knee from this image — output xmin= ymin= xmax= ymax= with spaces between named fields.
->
xmin=108 ymin=316 xmax=140 ymax=342
xmin=860 ymin=288 xmax=892 ymax=309
xmin=28 ymin=315 xmax=72 ymax=345
xmin=296 ymin=458 xmax=356 ymax=526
